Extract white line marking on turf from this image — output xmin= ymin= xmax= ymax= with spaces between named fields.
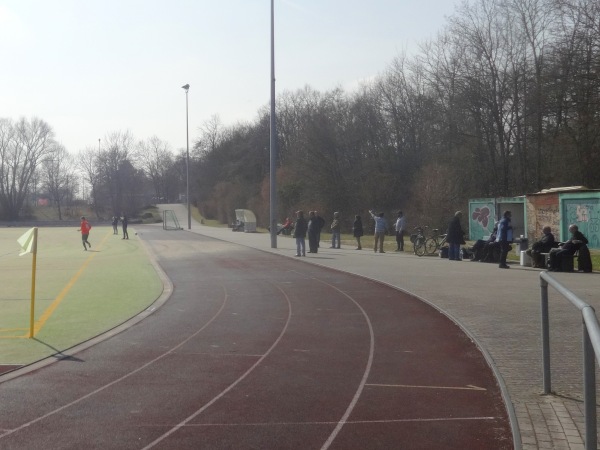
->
xmin=366 ymin=383 xmax=487 ymax=391
xmin=313 ymin=278 xmax=375 ymax=450
xmin=141 ymin=283 xmax=293 ymax=450
xmin=0 ymin=286 xmax=229 ymax=441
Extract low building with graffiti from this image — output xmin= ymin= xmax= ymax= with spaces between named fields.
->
xmin=469 ymin=186 xmax=600 ymax=249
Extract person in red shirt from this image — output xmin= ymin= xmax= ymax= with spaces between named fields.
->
xmin=79 ymin=216 xmax=92 ymax=251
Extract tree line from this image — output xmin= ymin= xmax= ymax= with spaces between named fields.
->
xmin=192 ymin=0 xmax=600 ymax=231
xmin=0 ymin=118 xmax=185 ymax=221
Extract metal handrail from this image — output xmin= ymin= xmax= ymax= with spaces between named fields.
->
xmin=540 ymin=271 xmax=598 ymax=450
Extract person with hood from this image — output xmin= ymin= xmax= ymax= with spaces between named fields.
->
xmin=78 ymin=216 xmax=92 ymax=251
xmin=293 ymin=210 xmax=307 ymax=257
xmin=353 ymin=215 xmax=364 ymax=250
xmin=446 ymin=211 xmax=465 ymax=261
xmin=330 ymin=212 xmax=341 ymax=249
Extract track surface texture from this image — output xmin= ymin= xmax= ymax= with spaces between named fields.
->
xmin=0 ymin=227 xmax=512 ymax=449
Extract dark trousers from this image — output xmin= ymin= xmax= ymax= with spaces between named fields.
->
xmin=396 ymin=230 xmax=404 ymax=251
xmin=308 ymin=232 xmax=318 ymax=253
xmin=499 ymin=241 xmax=510 ymax=266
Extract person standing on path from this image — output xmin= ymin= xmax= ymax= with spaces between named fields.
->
xmin=330 ymin=212 xmax=341 ymax=249
xmin=395 ymin=211 xmax=406 ymax=252
xmin=307 ymin=211 xmax=319 ymax=254
xmin=293 ymin=210 xmax=307 ymax=257
xmin=79 ymin=216 xmax=92 ymax=251
xmin=446 ymin=211 xmax=465 ymax=261
xmin=496 ymin=210 xmax=513 ymax=269
xmin=315 ymin=212 xmax=325 ymax=248
xmin=353 ymin=215 xmax=364 ymax=250
xmin=369 ymin=210 xmax=387 ymax=253
xmin=121 ymin=214 xmax=129 ymax=240
xmin=112 ymin=216 xmax=119 ymax=235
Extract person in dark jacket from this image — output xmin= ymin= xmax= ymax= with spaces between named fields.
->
xmin=293 ymin=210 xmax=307 ymax=257
xmin=526 ymin=226 xmax=556 ymax=268
xmin=121 ymin=214 xmax=129 ymax=240
xmin=497 ymin=210 xmax=513 ymax=269
xmin=446 ymin=211 xmax=465 ymax=261
xmin=307 ymin=211 xmax=320 ymax=254
xmin=548 ymin=224 xmax=588 ymax=271
xmin=315 ymin=212 xmax=325 ymax=248
xmin=353 ymin=215 xmax=364 ymax=250
xmin=471 ymin=223 xmax=498 ymax=262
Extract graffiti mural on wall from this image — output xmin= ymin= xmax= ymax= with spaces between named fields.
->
xmin=563 ymin=198 xmax=600 ymax=249
xmin=536 ymin=205 xmax=560 ymax=237
xmin=469 ymin=202 xmax=496 ymax=240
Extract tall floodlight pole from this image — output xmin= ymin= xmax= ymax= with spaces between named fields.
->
xmin=182 ymin=84 xmax=191 ymax=230
xmin=269 ymin=0 xmax=278 ymax=248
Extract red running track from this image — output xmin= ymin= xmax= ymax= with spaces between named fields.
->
xmin=0 ymin=227 xmax=513 ymax=449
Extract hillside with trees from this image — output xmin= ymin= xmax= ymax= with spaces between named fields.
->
xmin=191 ymin=0 xmax=600 ymax=230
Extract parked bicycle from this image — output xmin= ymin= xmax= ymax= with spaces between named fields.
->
xmin=410 ymin=226 xmax=428 ymax=257
xmin=424 ymin=229 xmax=448 ymax=256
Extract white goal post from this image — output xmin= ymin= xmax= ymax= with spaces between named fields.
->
xmin=163 ymin=210 xmax=183 ymax=230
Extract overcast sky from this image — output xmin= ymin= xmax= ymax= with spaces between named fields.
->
xmin=0 ymin=0 xmax=459 ymax=153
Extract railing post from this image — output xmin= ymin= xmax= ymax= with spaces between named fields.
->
xmin=583 ymin=312 xmax=597 ymax=450
xmin=540 ymin=276 xmax=551 ymax=394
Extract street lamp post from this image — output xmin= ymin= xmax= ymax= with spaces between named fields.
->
xmin=182 ymin=84 xmax=191 ymax=230
xmin=269 ymin=0 xmax=278 ymax=248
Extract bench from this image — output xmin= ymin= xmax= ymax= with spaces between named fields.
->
xmin=544 ymin=245 xmax=593 ymax=272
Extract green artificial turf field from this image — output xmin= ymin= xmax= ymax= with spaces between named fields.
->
xmin=0 ymin=226 xmax=163 ymax=365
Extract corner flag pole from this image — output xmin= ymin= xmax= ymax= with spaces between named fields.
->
xmin=28 ymin=228 xmax=39 ymax=338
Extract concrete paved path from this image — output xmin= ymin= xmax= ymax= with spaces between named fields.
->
xmin=165 ymin=204 xmax=599 ymax=450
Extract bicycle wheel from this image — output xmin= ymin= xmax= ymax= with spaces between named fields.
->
xmin=424 ymin=238 xmax=439 ymax=256
xmin=415 ymin=238 xmax=426 ymax=256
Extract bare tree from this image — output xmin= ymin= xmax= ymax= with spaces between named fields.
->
xmin=41 ymin=145 xmax=75 ymax=220
xmin=0 ymin=117 xmax=56 ymax=220
xmin=136 ymin=136 xmax=173 ymax=202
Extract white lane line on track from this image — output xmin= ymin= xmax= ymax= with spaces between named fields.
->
xmin=0 ymin=287 xmax=230 ymax=441
xmin=313 ymin=278 xmax=375 ymax=450
xmin=366 ymin=383 xmax=487 ymax=391
xmin=140 ymin=416 xmax=499 ymax=428
xmin=141 ymin=283 xmax=293 ymax=450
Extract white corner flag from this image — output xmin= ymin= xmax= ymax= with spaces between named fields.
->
xmin=17 ymin=227 xmax=37 ymax=256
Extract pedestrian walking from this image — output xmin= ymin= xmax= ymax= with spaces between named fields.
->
xmin=112 ymin=216 xmax=119 ymax=235
xmin=446 ymin=211 xmax=465 ymax=261
xmin=330 ymin=212 xmax=341 ymax=249
xmin=395 ymin=211 xmax=406 ymax=252
xmin=496 ymin=210 xmax=513 ymax=269
xmin=369 ymin=210 xmax=387 ymax=253
xmin=293 ymin=210 xmax=307 ymax=257
xmin=79 ymin=216 xmax=92 ymax=251
xmin=353 ymin=215 xmax=364 ymax=250
xmin=121 ymin=214 xmax=129 ymax=240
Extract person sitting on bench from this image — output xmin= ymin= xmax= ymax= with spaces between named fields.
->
xmin=471 ymin=223 xmax=498 ymax=262
xmin=548 ymin=224 xmax=588 ymax=272
xmin=526 ymin=226 xmax=556 ymax=268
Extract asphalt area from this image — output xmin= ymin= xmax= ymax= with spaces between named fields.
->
xmin=0 ymin=226 xmax=513 ymax=449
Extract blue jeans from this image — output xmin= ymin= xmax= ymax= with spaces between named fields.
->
xmin=331 ymin=231 xmax=340 ymax=248
xmin=296 ymin=237 xmax=305 ymax=256
xmin=448 ymin=243 xmax=460 ymax=260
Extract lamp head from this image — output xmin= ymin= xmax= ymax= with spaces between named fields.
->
xmin=182 ymin=84 xmax=190 ymax=92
